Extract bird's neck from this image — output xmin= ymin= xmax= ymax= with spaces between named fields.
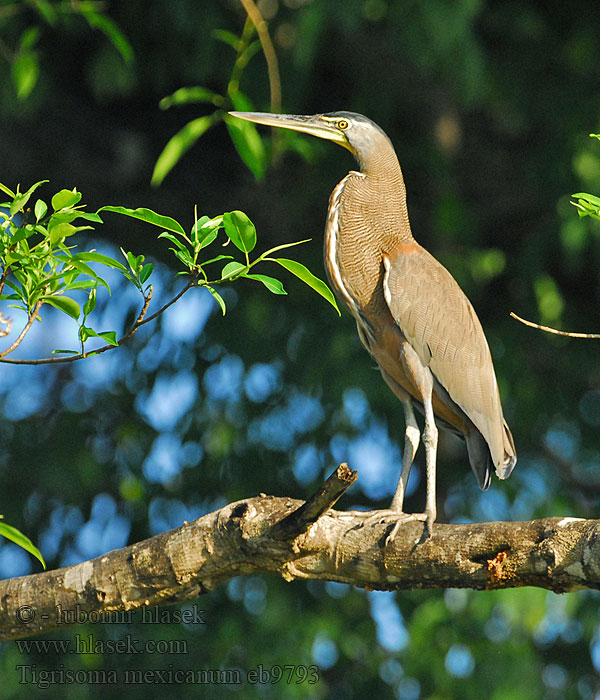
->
xmin=324 ymin=156 xmax=413 ymax=318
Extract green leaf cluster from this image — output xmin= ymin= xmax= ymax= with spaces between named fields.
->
xmin=572 ymin=191 xmax=600 ymax=220
xmin=0 ymin=182 xmax=143 ymax=358
xmin=571 ymin=134 xmax=600 ymax=220
xmin=151 ymin=21 xmax=270 ymax=185
xmin=153 ymin=207 xmax=339 ymax=316
xmin=4 ymin=1 xmax=133 ymax=101
xmin=1 ymin=183 xmax=338 ymax=362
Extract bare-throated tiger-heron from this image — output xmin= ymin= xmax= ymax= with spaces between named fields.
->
xmin=230 ymin=111 xmax=517 ymax=538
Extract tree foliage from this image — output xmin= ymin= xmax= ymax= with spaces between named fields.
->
xmin=1 ymin=1 xmax=600 ymax=699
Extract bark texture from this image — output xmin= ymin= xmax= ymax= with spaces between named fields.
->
xmin=1 ymin=466 xmax=599 ymax=641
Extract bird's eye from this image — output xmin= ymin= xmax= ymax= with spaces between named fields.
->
xmin=337 ymin=119 xmax=349 ymax=130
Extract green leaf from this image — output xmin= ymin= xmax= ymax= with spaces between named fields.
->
xmin=52 ymin=349 xmax=79 ymax=355
xmin=20 ymin=25 xmax=41 ymax=51
xmin=274 ymin=258 xmax=340 ymax=315
xmin=197 ymin=230 xmax=218 ymax=251
xmin=158 ymin=231 xmax=189 ymax=254
xmin=229 ymin=90 xmax=255 ymax=113
xmin=12 ymin=28 xmax=40 ymax=99
xmin=190 ymin=216 xmax=211 ymax=246
xmin=48 ymin=221 xmax=77 ymax=244
xmin=10 ymin=180 xmax=48 ymax=216
xmin=201 ymin=254 xmax=234 ymax=266
xmin=212 ymin=29 xmax=241 ymax=50
xmin=159 ymin=86 xmax=222 ymax=110
xmin=224 ymin=114 xmax=266 ymax=180
xmin=34 ymin=199 xmax=47 ymax=221
xmin=123 ymin=249 xmax=145 ymax=272
xmin=245 ymin=273 xmax=287 ymax=295
xmin=81 ymin=9 xmax=134 ymax=64
xmin=63 ymin=280 xmax=97 ymax=291
xmin=0 ymin=182 xmax=15 ymax=198
xmin=99 ymin=206 xmax=185 ymax=235
xmin=79 ymin=327 xmax=119 ymax=347
xmin=191 ymin=215 xmax=210 ymax=235
xmin=257 ymin=238 xmax=312 ymax=262
xmin=3 ymin=279 xmax=25 ymax=298
xmin=139 ymin=263 xmax=154 ymax=284
xmin=30 ymin=0 xmax=57 ymax=24
xmin=221 ymin=261 xmax=247 ymax=279
xmin=51 ymin=188 xmax=82 ymax=211
xmin=222 ymin=210 xmax=257 ymax=254
xmin=83 ymin=288 xmax=97 ymax=316
xmin=151 ymin=115 xmax=218 ymax=187
xmin=74 ymin=251 xmax=127 ymax=271
xmin=194 ymin=216 xmax=224 ymax=249
xmin=0 ymin=522 xmax=45 ymax=569
xmin=13 ymin=50 xmax=39 ymax=99
xmin=57 ymin=256 xmax=110 ymax=292
xmin=206 ymin=285 xmax=226 ymax=315
xmin=572 ymin=192 xmax=600 ymax=206
xmin=42 ymin=295 xmax=81 ymax=319
xmin=171 ymin=248 xmax=194 ymax=268
xmin=98 ymin=330 xmax=119 ymax=346
xmin=10 ymin=227 xmax=35 ymax=244
xmin=72 ymin=211 xmax=103 ymax=224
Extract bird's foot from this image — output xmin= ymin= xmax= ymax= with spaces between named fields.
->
xmin=357 ymin=509 xmax=429 ymax=545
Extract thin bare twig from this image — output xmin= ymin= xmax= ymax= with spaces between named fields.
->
xmin=238 ymin=0 xmax=281 ymax=114
xmin=137 ymin=278 xmax=196 ymax=328
xmin=0 ymin=288 xmax=154 ymax=366
xmin=510 ymin=312 xmax=600 ymax=339
xmin=0 ymin=272 xmax=204 ymax=365
xmin=0 ymin=300 xmax=42 ymax=358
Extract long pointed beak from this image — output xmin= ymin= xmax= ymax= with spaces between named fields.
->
xmin=229 ymin=112 xmax=349 ymax=148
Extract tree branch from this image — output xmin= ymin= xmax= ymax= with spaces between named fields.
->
xmin=1 ymin=465 xmax=599 ymax=641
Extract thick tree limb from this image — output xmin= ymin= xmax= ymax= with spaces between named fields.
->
xmin=1 ymin=465 xmax=599 ymax=641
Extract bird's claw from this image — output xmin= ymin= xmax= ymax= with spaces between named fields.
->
xmin=384 ymin=513 xmax=431 ymax=545
xmin=357 ymin=509 xmax=429 ymax=544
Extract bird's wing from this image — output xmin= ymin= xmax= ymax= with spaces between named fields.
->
xmin=382 ymin=241 xmax=508 ymax=470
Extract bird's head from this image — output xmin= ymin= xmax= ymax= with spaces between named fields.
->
xmin=228 ymin=111 xmax=394 ymax=172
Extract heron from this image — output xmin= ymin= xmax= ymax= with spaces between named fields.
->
xmin=230 ymin=111 xmax=516 ymax=538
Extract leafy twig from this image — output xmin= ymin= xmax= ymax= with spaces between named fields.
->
xmin=1 ymin=183 xmax=338 ymax=364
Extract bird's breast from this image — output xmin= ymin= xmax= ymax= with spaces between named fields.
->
xmin=324 ymin=171 xmax=409 ymax=329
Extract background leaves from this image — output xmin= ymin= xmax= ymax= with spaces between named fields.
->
xmin=1 ymin=1 xmax=600 ymax=699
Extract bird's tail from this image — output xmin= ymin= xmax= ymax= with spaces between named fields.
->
xmin=496 ymin=419 xmax=517 ymax=480
xmin=465 ymin=419 xmax=516 ymax=491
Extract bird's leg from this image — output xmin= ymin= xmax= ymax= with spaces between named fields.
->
xmin=421 ymin=392 xmax=438 ymax=536
xmin=390 ymin=398 xmax=420 ymax=512
xmin=379 ymin=346 xmax=436 ymax=543
xmin=356 ymin=395 xmax=426 ymax=545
